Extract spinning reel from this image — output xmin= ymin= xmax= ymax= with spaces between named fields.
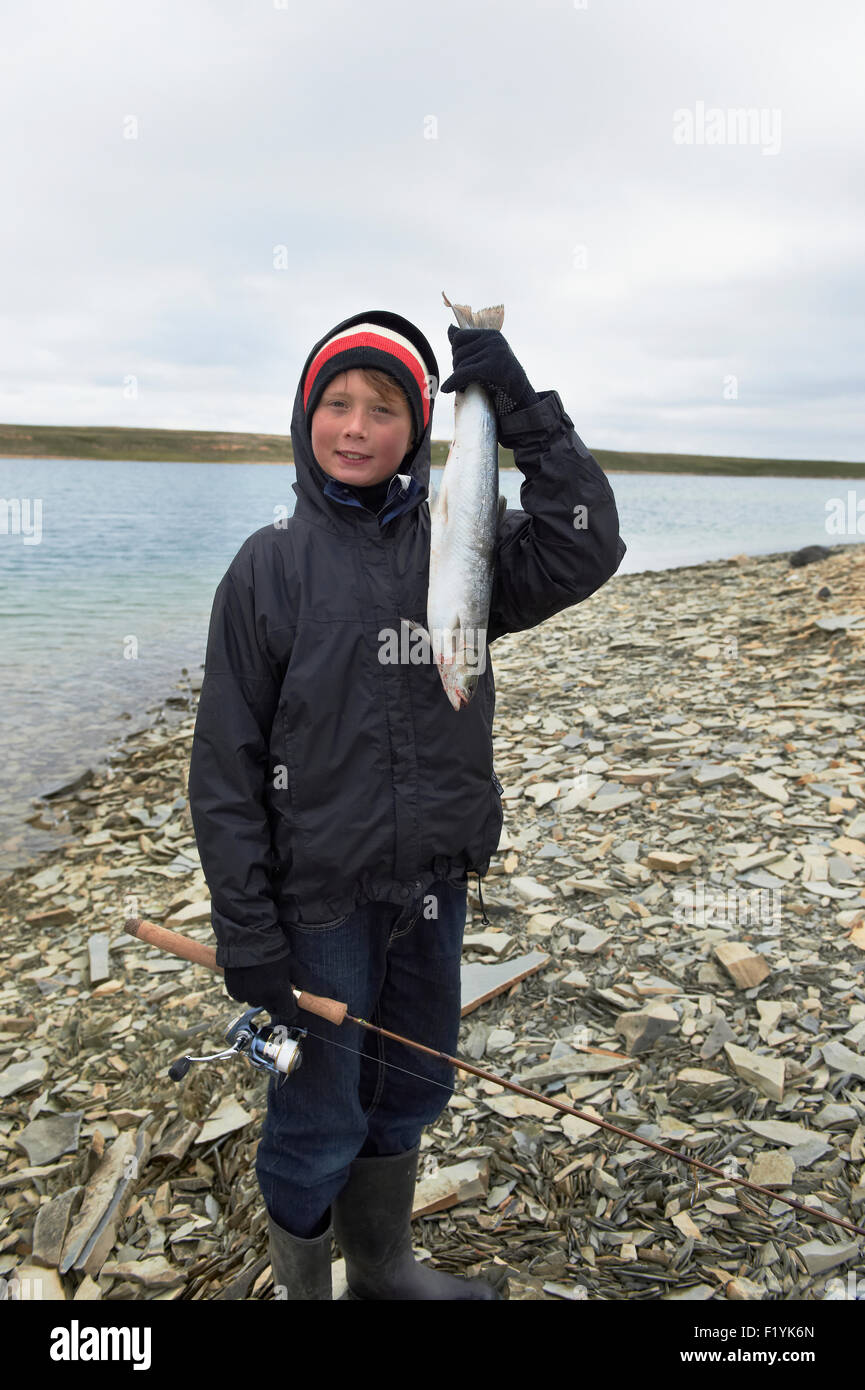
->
xmin=168 ymin=1008 xmax=306 ymax=1085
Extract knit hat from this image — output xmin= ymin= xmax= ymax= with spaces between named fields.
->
xmin=302 ymin=312 xmax=437 ymax=445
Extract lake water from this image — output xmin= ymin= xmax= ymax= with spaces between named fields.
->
xmin=2 ymin=455 xmax=862 ymax=871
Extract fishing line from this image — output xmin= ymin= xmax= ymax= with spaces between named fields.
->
xmin=303 ymin=1025 xmax=458 ymax=1096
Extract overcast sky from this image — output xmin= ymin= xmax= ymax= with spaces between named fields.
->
xmin=2 ymin=0 xmax=863 ymax=461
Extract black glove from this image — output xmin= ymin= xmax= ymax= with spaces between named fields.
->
xmin=439 ymin=326 xmax=539 ymax=415
xmin=223 ymin=953 xmax=299 ymax=1023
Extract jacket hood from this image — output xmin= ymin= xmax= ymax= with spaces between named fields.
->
xmin=290 ymin=308 xmax=440 ymax=516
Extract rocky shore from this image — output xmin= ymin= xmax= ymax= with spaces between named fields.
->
xmin=2 ymin=541 xmax=864 ymax=1303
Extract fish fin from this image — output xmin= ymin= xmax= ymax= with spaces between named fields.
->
xmin=471 ymin=304 xmax=505 ymax=331
xmin=436 ymin=476 xmax=448 ymax=525
xmin=442 ymin=291 xmax=504 ymax=333
xmin=404 ymin=618 xmax=429 ymax=636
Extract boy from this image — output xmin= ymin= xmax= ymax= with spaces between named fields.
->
xmin=188 ymin=307 xmax=626 ymax=1300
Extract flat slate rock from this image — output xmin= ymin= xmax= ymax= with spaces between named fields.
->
xmin=714 ymin=942 xmax=771 ymax=988
xmin=748 ymin=1150 xmax=795 ymax=1188
xmin=59 ymin=1131 xmax=143 ymax=1276
xmin=821 ymin=1041 xmax=865 ymax=1081
xmin=744 ymin=1118 xmax=818 ymax=1147
xmin=616 ymin=1004 xmax=679 ymax=1055
xmin=0 ymin=1057 xmax=47 ymax=1098
xmin=574 ymin=926 xmax=612 ymax=955
xmin=7 ymin=1264 xmax=66 ymax=1300
xmin=509 ymin=877 xmax=556 ymax=902
xmin=16 ymin=1111 xmax=83 ymax=1166
xmin=412 ymin=1158 xmax=489 ymax=1216
xmin=460 ymin=952 xmax=550 ymax=1016
xmin=797 ymin=1239 xmax=861 ymax=1275
xmin=788 ymin=1137 xmax=833 ymax=1168
xmin=32 ymin=1186 xmax=82 ymax=1268
xmin=813 ymin=1104 xmax=859 ymax=1130
xmin=100 ymin=1255 xmax=186 ymax=1288
xmin=518 ymin=1051 xmax=631 ymax=1084
xmin=724 ymin=1042 xmax=785 ymax=1101
xmin=87 ymin=932 xmax=110 ymax=985
xmin=700 ymin=1016 xmax=736 ymax=1060
xmin=462 ymin=932 xmax=513 ymax=955
xmin=195 ymin=1099 xmax=253 ymax=1146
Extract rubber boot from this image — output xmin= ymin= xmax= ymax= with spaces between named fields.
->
xmin=332 ymin=1147 xmax=502 ymax=1300
xmin=267 ymin=1210 xmax=333 ymax=1300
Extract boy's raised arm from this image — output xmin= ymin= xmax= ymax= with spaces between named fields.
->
xmin=188 ymin=548 xmax=288 ymax=969
xmin=487 ymin=390 xmax=626 ymax=644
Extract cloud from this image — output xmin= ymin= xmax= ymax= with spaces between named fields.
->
xmin=1 ymin=0 xmax=863 ymax=461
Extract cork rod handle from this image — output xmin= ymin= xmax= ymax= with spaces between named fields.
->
xmin=124 ymin=917 xmax=219 ymax=971
xmin=123 ymin=917 xmax=348 ymax=1024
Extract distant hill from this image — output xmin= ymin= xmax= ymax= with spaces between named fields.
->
xmin=2 ymin=422 xmax=863 ymax=477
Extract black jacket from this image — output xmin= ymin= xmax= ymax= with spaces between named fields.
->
xmin=188 ymin=310 xmax=627 ymax=967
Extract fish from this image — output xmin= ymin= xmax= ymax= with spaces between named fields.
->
xmin=408 ymin=292 xmax=507 ymax=711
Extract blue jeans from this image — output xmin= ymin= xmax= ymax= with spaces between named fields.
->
xmin=255 ymin=877 xmax=468 ymax=1237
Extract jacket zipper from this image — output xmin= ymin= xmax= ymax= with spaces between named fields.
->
xmin=475 ymin=771 xmax=504 ymax=925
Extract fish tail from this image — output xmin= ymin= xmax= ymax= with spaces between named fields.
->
xmin=441 ymin=291 xmax=504 ymax=332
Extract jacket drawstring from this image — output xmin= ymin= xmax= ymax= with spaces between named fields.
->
xmin=476 ymin=871 xmax=490 ymax=926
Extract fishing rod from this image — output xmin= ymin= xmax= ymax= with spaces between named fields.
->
xmin=125 ymin=916 xmax=865 ymax=1240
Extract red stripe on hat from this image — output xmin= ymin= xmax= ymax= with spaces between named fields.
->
xmin=304 ymin=331 xmax=430 ymax=427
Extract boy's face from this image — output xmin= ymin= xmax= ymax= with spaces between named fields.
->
xmin=310 ymin=370 xmax=414 ymax=487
